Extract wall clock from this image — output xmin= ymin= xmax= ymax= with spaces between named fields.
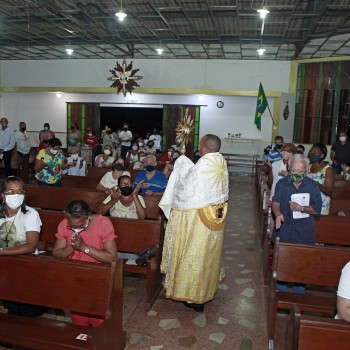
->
xmin=217 ymin=101 xmax=224 ymax=108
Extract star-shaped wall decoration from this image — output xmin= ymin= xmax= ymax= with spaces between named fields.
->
xmin=107 ymin=59 xmax=143 ymax=97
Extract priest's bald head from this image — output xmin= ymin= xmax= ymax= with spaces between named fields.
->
xmin=199 ymin=134 xmax=221 ymax=155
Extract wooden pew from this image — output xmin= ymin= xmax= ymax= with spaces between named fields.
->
xmin=268 ymin=238 xmax=350 ymax=349
xmin=24 ymin=184 xmax=163 ymax=220
xmin=0 ymin=254 xmax=125 ymax=350
xmin=286 ymin=305 xmax=350 ymax=350
xmin=61 ymin=175 xmax=100 ymax=189
xmin=329 ymin=198 xmax=350 ymax=216
xmin=38 ymin=210 xmax=165 ymax=310
xmin=24 ymin=184 xmax=107 ymax=213
xmin=314 ymin=215 xmax=350 ymax=245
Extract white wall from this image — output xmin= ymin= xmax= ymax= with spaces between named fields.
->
xmin=0 ymin=59 xmax=291 ymax=91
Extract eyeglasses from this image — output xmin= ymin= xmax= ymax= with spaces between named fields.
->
xmin=3 ymin=190 xmax=25 ymax=195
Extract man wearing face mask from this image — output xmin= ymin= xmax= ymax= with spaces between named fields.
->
xmin=134 ymin=155 xmax=167 ymax=195
xmin=148 ymin=129 xmax=162 ymax=153
xmin=0 ymin=117 xmax=15 ymax=177
xmin=266 ymin=135 xmax=284 ymax=164
xmin=272 ymin=154 xmax=322 ymax=245
xmin=97 ymin=157 xmax=130 ymax=193
xmin=118 ymin=123 xmax=132 ymax=158
xmin=94 ymin=145 xmax=115 ymax=168
xmin=96 ymin=175 xmax=146 ymax=219
xmin=330 ymin=131 xmax=350 ymax=174
xmin=62 ymin=147 xmax=86 ymax=176
xmin=14 ymin=122 xmax=31 ymax=181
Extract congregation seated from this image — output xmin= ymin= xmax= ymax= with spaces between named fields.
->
xmin=133 ymin=151 xmax=145 ymax=170
xmin=52 ymin=199 xmax=117 ymax=327
xmin=94 ymin=145 xmax=115 ymax=168
xmin=96 ymin=157 xmax=130 ymax=193
xmin=62 ymin=147 xmax=86 ymax=176
xmin=336 ymin=261 xmax=350 ymax=322
xmin=96 ymin=175 xmax=146 ymax=219
xmin=135 ymin=155 xmax=167 ymax=195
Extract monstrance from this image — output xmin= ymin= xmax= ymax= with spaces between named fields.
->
xmin=175 ymin=107 xmax=194 ymax=154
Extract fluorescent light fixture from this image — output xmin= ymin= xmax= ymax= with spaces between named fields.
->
xmin=156 ymin=47 xmax=164 ymax=55
xmin=56 ymin=93 xmax=62 ymax=99
xmin=257 ymin=48 xmax=266 ymax=56
xmin=257 ymin=8 xmax=270 ymax=19
xmin=66 ymin=48 xmax=74 ymax=55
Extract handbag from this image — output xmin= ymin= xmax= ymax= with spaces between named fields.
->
xmin=135 ymin=246 xmax=158 ymax=266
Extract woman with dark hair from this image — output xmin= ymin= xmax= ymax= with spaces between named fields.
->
xmin=52 ymin=199 xmax=117 ymax=327
xmin=307 ymin=143 xmax=334 ymax=215
xmin=67 ymin=122 xmax=81 ymax=154
xmin=34 ymin=138 xmax=67 ymax=186
xmin=0 ymin=176 xmax=46 ymax=317
xmin=38 ymin=122 xmax=55 ymax=150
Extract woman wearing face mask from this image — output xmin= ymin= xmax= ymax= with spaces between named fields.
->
xmin=125 ymin=142 xmax=139 ymax=168
xmin=159 ymin=147 xmax=175 ymax=163
xmin=96 ymin=175 xmax=146 ymax=219
xmin=94 ymin=145 xmax=115 ymax=168
xmin=145 ymin=141 xmax=156 ymax=154
xmin=83 ymin=128 xmax=99 ymax=162
xmin=38 ymin=123 xmax=55 ymax=150
xmin=133 ymin=151 xmax=146 ymax=170
xmin=0 ymin=176 xmax=49 ymax=317
xmin=307 ymin=143 xmax=334 ymax=215
xmin=96 ymin=157 xmax=130 ymax=193
xmin=67 ymin=122 xmax=82 ymax=154
xmin=136 ymin=138 xmax=146 ymax=153
xmin=34 ymin=138 xmax=67 ymax=187
xmin=53 ymin=199 xmax=117 ymax=327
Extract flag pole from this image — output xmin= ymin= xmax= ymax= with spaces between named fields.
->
xmin=266 ymin=103 xmax=275 ymax=125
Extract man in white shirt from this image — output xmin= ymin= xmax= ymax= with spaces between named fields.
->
xmin=118 ymin=123 xmax=132 ymax=158
xmin=14 ymin=122 xmax=31 ymax=180
xmin=0 ymin=117 xmax=15 ymax=176
xmin=149 ymin=129 xmax=162 ymax=153
xmin=63 ymin=147 xmax=86 ymax=176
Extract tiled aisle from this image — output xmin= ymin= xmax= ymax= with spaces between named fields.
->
xmin=123 ymin=174 xmax=287 ymax=349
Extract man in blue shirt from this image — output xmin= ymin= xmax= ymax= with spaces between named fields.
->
xmin=135 ymin=155 xmax=167 ymax=195
xmin=267 ymin=135 xmax=284 ymax=163
xmin=272 ymin=154 xmax=322 ymax=245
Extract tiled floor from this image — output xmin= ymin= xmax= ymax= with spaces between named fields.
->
xmin=0 ymin=174 xmax=290 ymax=350
xmin=122 ymin=174 xmax=288 ymax=349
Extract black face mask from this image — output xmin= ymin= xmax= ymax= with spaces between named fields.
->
xmin=120 ymin=186 xmax=133 ymax=196
xmin=148 ymin=144 xmax=154 ymax=148
xmin=123 ymin=127 xmax=128 ymax=131
xmin=21 ymin=127 xmax=26 ymax=132
xmin=146 ymin=165 xmax=155 ymax=172
xmin=113 ymin=163 xmax=125 ymax=171
xmin=309 ymin=154 xmax=321 ymax=164
xmin=275 ymin=144 xmax=283 ymax=150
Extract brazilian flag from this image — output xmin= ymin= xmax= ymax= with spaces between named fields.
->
xmin=254 ymin=83 xmax=268 ymax=130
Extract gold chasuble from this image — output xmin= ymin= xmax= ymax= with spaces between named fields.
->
xmin=159 ymin=153 xmax=229 ymax=303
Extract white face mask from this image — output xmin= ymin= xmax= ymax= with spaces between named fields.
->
xmin=72 ymin=221 xmax=89 ymax=235
xmin=50 ymin=148 xmax=59 ymax=155
xmin=340 ymin=136 xmax=347 ymax=142
xmin=140 ymin=157 xmax=145 ymax=161
xmin=104 ymin=150 xmax=111 ymax=156
xmin=88 ymin=132 xmax=92 ymax=137
xmin=44 ymin=126 xmax=49 ymax=131
xmin=168 ymin=151 xmax=172 ymax=156
xmin=71 ymin=154 xmax=79 ymax=160
xmin=138 ymin=143 xmax=143 ymax=147
xmin=5 ymin=194 xmax=25 ymax=210
xmin=132 ymin=146 xmax=138 ymax=151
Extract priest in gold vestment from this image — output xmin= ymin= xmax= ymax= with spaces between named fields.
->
xmin=159 ymin=134 xmax=229 ymax=311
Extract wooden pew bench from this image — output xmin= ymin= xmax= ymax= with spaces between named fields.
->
xmin=24 ymin=184 xmax=163 ymax=220
xmin=286 ymin=305 xmax=350 ymax=350
xmin=0 ymin=254 xmax=125 ymax=350
xmin=330 ymin=198 xmax=350 ymax=216
xmin=222 ymin=153 xmax=259 ymax=175
xmin=268 ymin=238 xmax=350 ymax=349
xmin=38 ymin=210 xmax=165 ymax=310
xmin=61 ymin=175 xmax=100 ymax=189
